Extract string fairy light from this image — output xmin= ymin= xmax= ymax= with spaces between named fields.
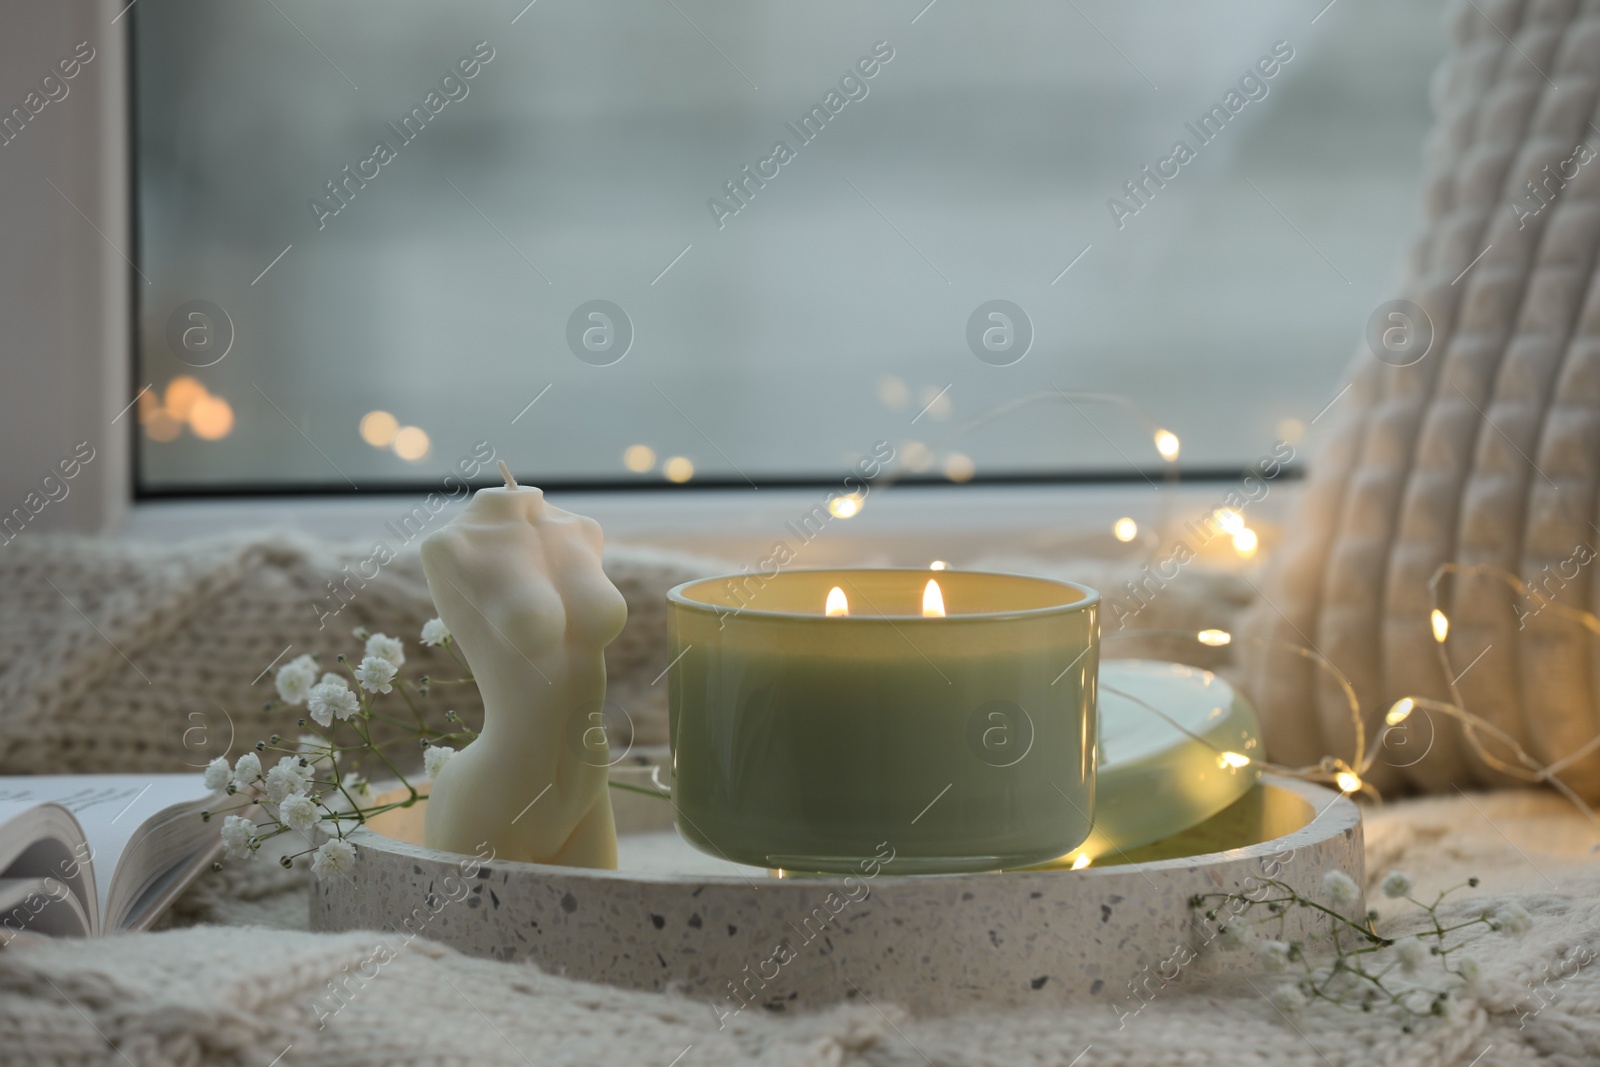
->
xmin=844 ymin=388 xmax=1597 ymax=829
xmin=1109 ymin=560 xmax=1600 ymax=836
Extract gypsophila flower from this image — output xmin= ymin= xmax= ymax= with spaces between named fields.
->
xmin=1324 ymin=870 xmax=1360 ymax=911
xmin=274 ymin=654 xmax=320 ymax=706
xmin=365 ymin=633 xmax=405 ymax=669
xmin=1395 ymin=936 xmax=1427 ymax=975
xmin=203 ymin=756 xmax=231 ymax=792
xmin=1382 ymin=871 xmax=1414 ymax=899
xmin=1259 ymin=940 xmax=1291 ymax=973
xmin=354 ymin=656 xmax=397 ymax=695
xmin=319 ymin=672 xmax=347 ymax=690
xmin=265 ymin=756 xmax=314 ymax=804
xmin=279 ymin=792 xmax=319 ymax=833
xmin=311 ymin=837 xmax=356 ymax=880
xmin=1194 ymin=867 xmax=1504 ymax=1031
xmin=421 ymin=617 xmax=451 ymax=646
xmin=1493 ymin=903 xmax=1533 ymax=936
xmin=230 ymin=751 xmax=262 ymax=790
xmin=423 ymin=745 xmax=456 ymax=781
xmin=1218 ymin=923 xmax=1252 ymax=950
xmin=308 ymin=681 xmax=361 ymax=727
xmin=1268 ymin=983 xmax=1306 ymax=1015
xmin=221 ymin=815 xmax=255 ymax=859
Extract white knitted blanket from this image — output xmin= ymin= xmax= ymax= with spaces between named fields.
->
xmin=1 ymin=790 xmax=1595 ymax=1067
xmin=0 ymin=531 xmax=734 ymax=771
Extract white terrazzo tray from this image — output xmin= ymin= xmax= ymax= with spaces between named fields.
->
xmin=310 ymin=759 xmax=1361 ymax=1016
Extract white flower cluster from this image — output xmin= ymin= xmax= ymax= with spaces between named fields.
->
xmin=206 ymin=625 xmax=474 ymax=882
xmin=1491 ymin=902 xmax=1533 ymax=936
xmin=423 ymin=745 xmax=456 ymax=781
xmin=1323 ymin=869 xmax=1360 ymax=911
xmin=308 ymin=676 xmax=359 ymax=727
xmin=312 ymin=838 xmax=357 ymax=879
xmin=421 ymin=617 xmax=451 ymax=647
xmin=354 ymin=656 xmax=397 ymax=694
xmin=204 ymin=746 xmax=359 ymax=878
xmin=1381 ymin=871 xmax=1414 ymax=899
xmin=1199 ymin=868 xmax=1532 ymax=1029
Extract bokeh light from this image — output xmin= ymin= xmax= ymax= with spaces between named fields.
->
xmin=393 ymin=426 xmax=430 ymax=461
xmin=188 ymin=395 xmax=234 ymax=440
xmin=664 ymin=456 xmax=694 ymax=483
xmin=360 ymin=410 xmax=399 ymax=448
xmin=943 ymin=452 xmax=975 ymax=483
xmin=623 ymin=444 xmax=656 ymax=472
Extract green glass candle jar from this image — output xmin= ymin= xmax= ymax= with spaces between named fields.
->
xmin=665 ymin=569 xmax=1098 ymax=874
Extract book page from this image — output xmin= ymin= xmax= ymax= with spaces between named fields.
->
xmin=0 ymin=776 xmax=216 ymax=929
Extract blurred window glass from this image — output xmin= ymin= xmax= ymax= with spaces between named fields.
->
xmin=133 ymin=0 xmax=1448 ymax=492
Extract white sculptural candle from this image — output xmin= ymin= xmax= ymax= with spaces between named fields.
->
xmin=420 ymin=463 xmax=628 ymax=868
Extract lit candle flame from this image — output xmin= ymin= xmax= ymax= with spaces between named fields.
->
xmin=922 ymin=579 xmax=946 ymax=618
xmin=825 ymin=586 xmax=849 ymax=617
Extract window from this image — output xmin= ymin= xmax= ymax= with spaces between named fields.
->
xmin=133 ymin=0 xmax=1447 ymax=494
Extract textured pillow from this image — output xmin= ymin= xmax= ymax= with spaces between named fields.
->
xmin=1240 ymin=0 xmax=1600 ymax=799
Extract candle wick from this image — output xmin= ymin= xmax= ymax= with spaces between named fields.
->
xmin=498 ymin=460 xmax=518 ymax=489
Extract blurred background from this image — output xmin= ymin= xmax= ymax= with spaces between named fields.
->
xmin=126 ymin=0 xmax=1448 ymax=494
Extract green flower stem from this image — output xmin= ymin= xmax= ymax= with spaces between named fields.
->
xmin=608 ymin=779 xmax=672 ymax=801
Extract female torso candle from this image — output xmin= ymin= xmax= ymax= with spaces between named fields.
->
xmin=421 ymin=465 xmax=628 ymax=867
xmin=666 ymin=569 xmax=1098 ymax=874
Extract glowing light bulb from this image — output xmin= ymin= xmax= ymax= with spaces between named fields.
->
xmin=825 ymin=586 xmax=849 ymax=617
xmin=922 ymin=579 xmax=946 ymax=618
xmin=929 ymin=560 xmax=948 ymax=570
xmin=1335 ymin=770 xmax=1362 ymax=794
xmin=1217 ymin=751 xmax=1251 ymax=769
xmin=1214 ymin=508 xmax=1245 ymax=534
xmin=1197 ymin=629 xmax=1232 ymax=647
xmin=1386 ymin=698 xmax=1416 ymax=726
xmin=1154 ymin=429 xmax=1180 ymax=461
xmin=828 ymin=493 xmax=863 ymax=519
xmin=1431 ymin=609 xmax=1449 ymax=643
xmin=1113 ymin=517 xmax=1139 ymax=542
xmin=1071 ymin=853 xmax=1092 ymax=870
xmin=1232 ymin=528 xmax=1259 ymax=558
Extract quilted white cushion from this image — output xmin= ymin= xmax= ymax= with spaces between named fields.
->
xmin=1240 ymin=0 xmax=1600 ymax=799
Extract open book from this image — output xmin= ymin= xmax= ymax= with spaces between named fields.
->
xmin=0 ymin=775 xmax=221 ymax=939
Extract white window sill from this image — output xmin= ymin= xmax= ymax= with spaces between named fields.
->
xmin=119 ymin=480 xmax=1297 ymax=570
